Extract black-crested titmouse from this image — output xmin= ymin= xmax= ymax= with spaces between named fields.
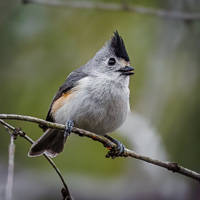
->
xmin=28 ymin=31 xmax=134 ymax=158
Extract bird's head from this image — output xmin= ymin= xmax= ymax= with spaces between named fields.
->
xmin=89 ymin=31 xmax=134 ymax=79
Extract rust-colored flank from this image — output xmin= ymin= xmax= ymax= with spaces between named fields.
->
xmin=51 ymin=91 xmax=72 ymax=113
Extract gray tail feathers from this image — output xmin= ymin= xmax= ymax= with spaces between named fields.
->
xmin=28 ymin=129 xmax=66 ymax=158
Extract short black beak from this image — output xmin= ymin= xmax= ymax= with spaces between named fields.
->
xmin=117 ymin=66 xmax=135 ymax=75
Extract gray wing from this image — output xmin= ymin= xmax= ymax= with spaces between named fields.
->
xmin=46 ymin=69 xmax=88 ymax=123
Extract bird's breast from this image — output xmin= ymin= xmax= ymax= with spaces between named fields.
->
xmin=73 ymin=76 xmax=130 ymax=135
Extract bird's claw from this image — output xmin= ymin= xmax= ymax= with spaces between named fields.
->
xmin=64 ymin=120 xmax=74 ymax=138
xmin=106 ymin=141 xmax=125 ymax=159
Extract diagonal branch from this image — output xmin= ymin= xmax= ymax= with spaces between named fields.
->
xmin=0 ymin=113 xmax=200 ymax=183
xmin=0 ymin=119 xmax=73 ymax=200
xmin=22 ymin=0 xmax=200 ymax=21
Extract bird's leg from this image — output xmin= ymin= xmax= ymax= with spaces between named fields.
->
xmin=64 ymin=120 xmax=74 ymax=140
xmin=104 ymin=135 xmax=125 ymax=158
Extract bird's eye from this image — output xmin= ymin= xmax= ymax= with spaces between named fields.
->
xmin=108 ymin=58 xmax=116 ymax=66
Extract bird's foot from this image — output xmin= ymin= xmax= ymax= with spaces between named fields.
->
xmin=64 ymin=120 xmax=74 ymax=139
xmin=104 ymin=135 xmax=125 ymax=159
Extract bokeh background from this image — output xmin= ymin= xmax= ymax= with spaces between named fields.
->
xmin=0 ymin=0 xmax=200 ymax=199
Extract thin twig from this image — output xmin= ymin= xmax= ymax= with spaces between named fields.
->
xmin=5 ymin=133 xmax=15 ymax=200
xmin=0 ymin=119 xmax=72 ymax=200
xmin=22 ymin=0 xmax=200 ymax=21
xmin=0 ymin=114 xmax=200 ymax=183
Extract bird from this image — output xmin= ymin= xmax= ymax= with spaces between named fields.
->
xmin=28 ymin=31 xmax=134 ymax=158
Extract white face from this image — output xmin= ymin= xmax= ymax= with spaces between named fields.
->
xmin=95 ymin=53 xmax=133 ymax=80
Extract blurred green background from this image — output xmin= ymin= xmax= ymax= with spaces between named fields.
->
xmin=0 ymin=0 xmax=200 ymax=199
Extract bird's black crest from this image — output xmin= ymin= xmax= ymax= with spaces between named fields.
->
xmin=110 ymin=31 xmax=130 ymax=62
